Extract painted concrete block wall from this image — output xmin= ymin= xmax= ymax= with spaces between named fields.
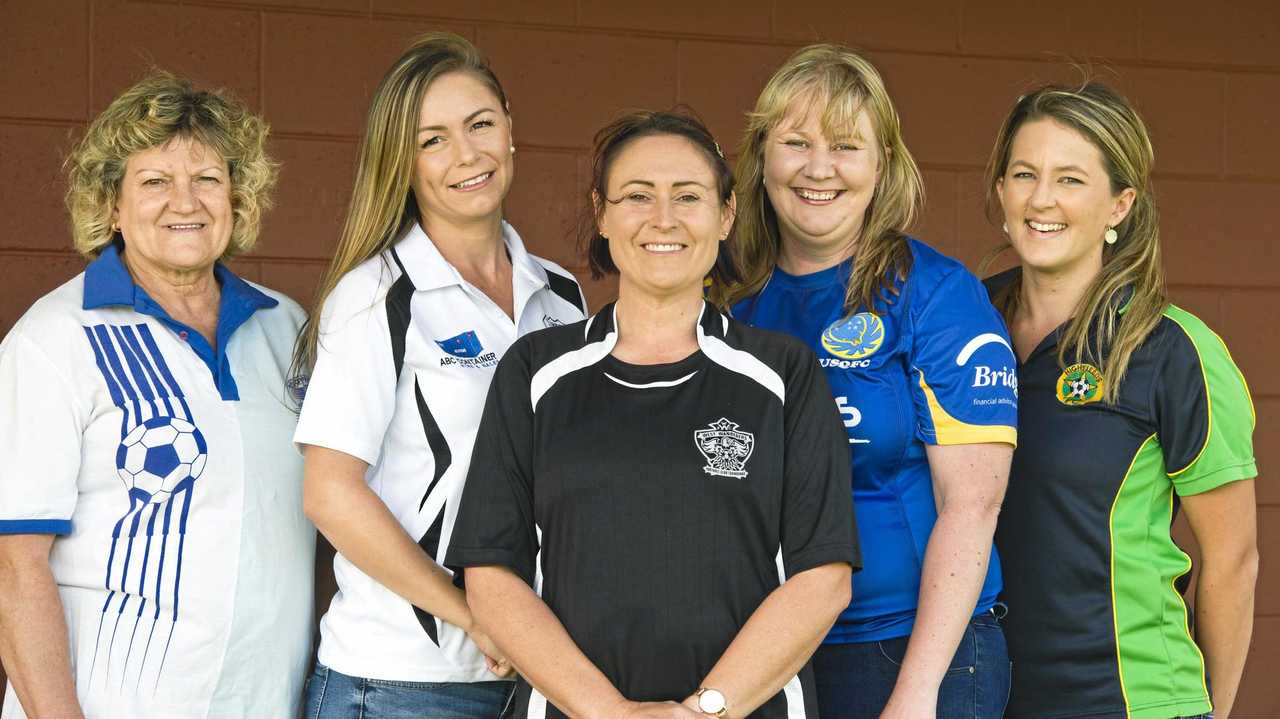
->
xmin=1 ymin=0 xmax=1276 ymax=713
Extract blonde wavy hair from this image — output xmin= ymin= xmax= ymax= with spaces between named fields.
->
xmin=982 ymin=82 xmax=1165 ymax=404
xmin=64 ymin=70 xmax=277 ymax=258
xmin=720 ymin=43 xmax=924 ymax=311
xmin=291 ymin=32 xmax=509 ymax=377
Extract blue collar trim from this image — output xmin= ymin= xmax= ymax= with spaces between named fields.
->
xmin=82 ymin=243 xmax=278 ymax=400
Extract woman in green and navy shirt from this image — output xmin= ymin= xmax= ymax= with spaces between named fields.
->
xmin=985 ymin=83 xmax=1258 ymax=719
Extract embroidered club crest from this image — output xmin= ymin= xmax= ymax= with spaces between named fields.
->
xmin=821 ymin=312 xmax=885 ymax=360
xmin=1056 ymin=363 xmax=1105 ymax=405
xmin=695 ymin=418 xmax=755 ymax=479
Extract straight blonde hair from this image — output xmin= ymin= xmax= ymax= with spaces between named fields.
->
xmin=982 ymin=82 xmax=1166 ymax=404
xmin=291 ymin=32 xmax=509 ymax=378
xmin=720 ymin=44 xmax=923 ymax=312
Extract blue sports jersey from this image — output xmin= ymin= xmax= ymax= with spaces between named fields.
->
xmin=732 ymin=238 xmax=1017 ymax=643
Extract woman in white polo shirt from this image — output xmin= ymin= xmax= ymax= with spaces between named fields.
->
xmin=291 ymin=32 xmax=586 ymax=718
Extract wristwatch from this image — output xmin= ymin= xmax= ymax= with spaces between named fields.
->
xmin=695 ymin=687 xmax=727 ymax=717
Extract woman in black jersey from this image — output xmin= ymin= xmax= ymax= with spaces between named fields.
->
xmin=984 ymin=83 xmax=1257 ymax=719
xmin=448 ymin=110 xmax=858 ymax=719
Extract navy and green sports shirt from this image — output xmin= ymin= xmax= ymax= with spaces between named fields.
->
xmin=733 ymin=237 xmax=1018 ymax=643
xmin=988 ymin=271 xmax=1257 ymax=719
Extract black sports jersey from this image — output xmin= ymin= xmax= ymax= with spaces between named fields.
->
xmin=987 ymin=272 xmax=1256 ymax=719
xmin=448 ymin=301 xmax=859 ymax=719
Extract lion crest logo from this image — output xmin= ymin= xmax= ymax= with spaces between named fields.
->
xmin=695 ymin=418 xmax=755 ymax=479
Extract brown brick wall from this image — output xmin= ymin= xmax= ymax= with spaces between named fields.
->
xmin=1 ymin=0 xmax=1276 ymax=714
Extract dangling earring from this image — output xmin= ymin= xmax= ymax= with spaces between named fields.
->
xmin=1104 ymin=226 xmax=1118 ymax=245
xmin=1002 ymin=222 xmax=1008 ymax=234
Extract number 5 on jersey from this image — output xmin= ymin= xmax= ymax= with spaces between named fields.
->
xmin=836 ymin=396 xmax=869 ymax=445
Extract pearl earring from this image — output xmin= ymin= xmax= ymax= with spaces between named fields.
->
xmin=1104 ymin=227 xmax=1118 ymax=245
xmin=509 ymin=144 xmax=516 ymax=155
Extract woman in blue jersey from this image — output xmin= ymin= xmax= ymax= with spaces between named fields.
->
xmin=722 ymin=44 xmax=1017 ymax=718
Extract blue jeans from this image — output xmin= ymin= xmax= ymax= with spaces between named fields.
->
xmin=303 ymin=662 xmax=514 ymax=719
xmin=813 ymin=610 xmax=1010 ymax=719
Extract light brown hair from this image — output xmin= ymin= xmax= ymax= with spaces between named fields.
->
xmin=292 ymin=32 xmax=509 ymax=377
xmin=982 ymin=82 xmax=1166 ymax=403
xmin=721 ymin=43 xmax=923 ymax=311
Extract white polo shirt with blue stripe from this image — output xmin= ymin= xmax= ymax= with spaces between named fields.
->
xmin=0 ymin=244 xmax=314 ymax=718
xmin=293 ymin=220 xmax=585 ymax=683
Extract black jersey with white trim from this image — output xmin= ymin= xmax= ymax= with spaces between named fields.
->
xmin=449 ymin=301 xmax=859 ymax=719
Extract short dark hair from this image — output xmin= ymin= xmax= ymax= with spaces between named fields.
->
xmin=578 ymin=108 xmax=741 ymax=295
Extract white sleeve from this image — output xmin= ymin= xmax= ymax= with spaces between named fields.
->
xmin=292 ymin=275 xmax=399 ymax=467
xmin=0 ymin=330 xmax=85 ymax=534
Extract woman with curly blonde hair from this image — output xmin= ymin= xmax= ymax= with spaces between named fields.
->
xmin=0 ymin=71 xmax=314 ymax=718
xmin=723 ymin=44 xmax=1017 ymax=718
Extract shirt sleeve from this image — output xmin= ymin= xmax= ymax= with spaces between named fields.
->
xmin=908 ymin=267 xmax=1019 ymax=446
xmin=445 ymin=340 xmax=539 ymax=586
xmin=292 ymin=273 xmax=398 ymax=466
xmin=780 ymin=342 xmax=860 ymax=577
xmin=1156 ymin=307 xmax=1257 ymax=496
xmin=0 ymin=330 xmax=83 ymax=535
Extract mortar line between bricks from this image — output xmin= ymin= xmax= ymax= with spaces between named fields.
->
xmin=260 ymin=134 xmax=1280 ymax=184
xmin=157 ymin=3 xmax=1280 ymax=76
xmin=86 ymin=0 xmax=95 ymax=120
xmin=1167 ymin=283 xmax=1280 ymax=291
xmin=258 ymin=9 xmax=266 ymax=112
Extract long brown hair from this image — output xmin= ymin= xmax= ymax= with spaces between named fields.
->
xmin=291 ymin=32 xmax=509 ymax=379
xmin=982 ymin=82 xmax=1165 ymax=403
xmin=721 ymin=44 xmax=923 ymax=311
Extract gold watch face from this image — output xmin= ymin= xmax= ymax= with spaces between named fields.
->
xmin=698 ymin=688 xmax=726 ymax=714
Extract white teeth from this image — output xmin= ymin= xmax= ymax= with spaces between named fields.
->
xmin=167 ymin=224 xmax=202 ymax=230
xmin=643 ymin=243 xmax=684 ymax=253
xmin=1028 ymin=220 xmax=1067 ymax=232
xmin=452 ymin=172 xmax=492 ymax=189
xmin=796 ymin=188 xmax=839 ymax=201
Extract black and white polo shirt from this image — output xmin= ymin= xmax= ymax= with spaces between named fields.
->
xmin=293 ymin=220 xmax=585 ymax=682
xmin=448 ymin=301 xmax=859 ymax=718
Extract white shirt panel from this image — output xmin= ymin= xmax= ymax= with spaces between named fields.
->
xmin=0 ymin=271 xmax=313 ymax=719
xmin=293 ymin=221 xmax=585 ymax=682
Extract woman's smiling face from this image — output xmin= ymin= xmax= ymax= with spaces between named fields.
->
xmin=763 ymin=100 xmax=882 ymax=257
xmin=597 ymin=134 xmax=734 ymax=301
xmin=996 ymin=118 xmax=1135 ymax=277
xmin=411 ymin=71 xmax=514 ymax=230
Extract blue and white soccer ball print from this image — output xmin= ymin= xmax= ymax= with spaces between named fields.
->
xmin=83 ymin=322 xmax=208 ymax=696
xmin=116 ymin=416 xmax=208 ymax=504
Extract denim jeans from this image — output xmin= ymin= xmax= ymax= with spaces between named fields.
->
xmin=303 ymin=662 xmax=514 ymax=719
xmin=813 ymin=610 xmax=1011 ymax=719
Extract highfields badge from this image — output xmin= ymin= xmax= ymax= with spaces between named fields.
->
xmin=695 ymin=418 xmax=755 ymax=479
xmin=1056 ymin=363 xmax=1104 ymax=405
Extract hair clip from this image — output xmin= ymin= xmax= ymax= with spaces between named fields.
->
xmin=713 ymin=141 xmax=725 ymax=160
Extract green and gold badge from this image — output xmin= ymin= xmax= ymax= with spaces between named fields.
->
xmin=1056 ymin=363 xmax=1104 ymax=405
